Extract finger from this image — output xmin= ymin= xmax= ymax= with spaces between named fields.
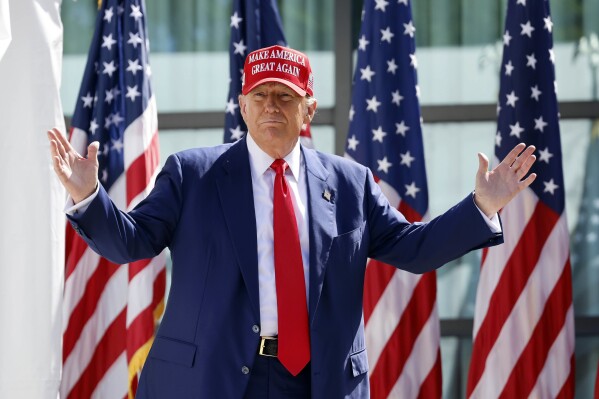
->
xmin=511 ymin=145 xmax=536 ymax=171
xmin=519 ymin=172 xmax=537 ymax=189
xmin=516 ymin=154 xmax=536 ymax=180
xmin=87 ymin=141 xmax=100 ymax=164
xmin=48 ymin=128 xmax=70 ymax=160
xmin=50 ymin=127 xmax=79 ymax=158
xmin=477 ymin=152 xmax=489 ymax=176
xmin=500 ymin=142 xmax=527 ymax=168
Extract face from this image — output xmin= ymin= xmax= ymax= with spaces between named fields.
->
xmin=239 ymin=82 xmax=317 ymax=159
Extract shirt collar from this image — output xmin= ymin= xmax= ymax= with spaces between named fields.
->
xmin=246 ymin=133 xmax=302 ymax=182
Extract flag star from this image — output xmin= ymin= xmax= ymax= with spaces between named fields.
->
xmin=366 ymin=96 xmax=381 ymax=112
xmin=517 ymin=0 xmax=526 ymax=5
xmin=405 ymin=182 xmax=421 ymax=198
xmin=549 ymin=48 xmax=555 ymax=63
xmin=372 ymin=126 xmax=387 ymax=142
xmin=497 ymin=103 xmax=501 ymax=115
xmin=590 ymin=214 xmax=599 ymax=225
xmin=509 ymin=121 xmax=524 ymax=138
xmin=145 ymin=64 xmax=152 ymax=77
xmin=544 ymin=16 xmax=553 ymax=32
xmin=495 ymin=131 xmax=502 ymax=147
xmin=391 ymin=90 xmax=403 ymax=106
xmin=101 ymin=169 xmax=108 ymax=183
xmin=101 ymin=34 xmax=117 ymax=51
xmin=538 ymin=147 xmax=554 ymax=163
xmin=112 ymin=112 xmax=124 ymax=126
xmin=400 ymin=151 xmax=415 ymax=167
xmin=409 ymin=53 xmax=418 ymax=68
xmin=347 ymin=134 xmax=359 ymax=150
xmin=374 ymin=0 xmax=389 ymax=12
xmin=380 ymin=27 xmax=395 ymax=43
xmin=396 ymin=121 xmax=410 ymax=136
xmin=505 ymin=60 xmax=515 ymax=76
xmin=506 ymin=90 xmax=519 ymax=107
xmin=360 ymin=65 xmax=376 ymax=82
xmin=349 ymin=105 xmax=355 ymax=121
xmin=104 ymin=114 xmax=113 ymax=129
xmin=126 ymin=59 xmax=143 ymax=74
xmin=398 ymin=0 xmax=408 ymax=4
xmin=89 ymin=119 xmax=99 ymax=135
xmin=526 ymin=53 xmax=537 ymax=69
xmin=103 ymin=7 xmax=114 ymax=23
xmin=587 ymin=232 xmax=597 ymax=243
xmin=229 ymin=125 xmax=245 ymax=141
xmin=387 ymin=58 xmax=398 ymax=74
xmin=117 ymin=5 xmax=124 ymax=15
xmin=111 ymin=138 xmax=124 ymax=152
xmin=127 ymin=32 xmax=143 ymax=48
xmin=225 ymin=98 xmax=239 ymax=115
xmin=233 ymin=39 xmax=247 ymax=55
xmin=126 ymin=85 xmax=141 ymax=102
xmin=503 ymin=30 xmax=512 ymax=46
xmin=534 ymin=116 xmax=548 ymax=132
xmin=358 ymin=35 xmax=370 ymax=51
xmin=415 ymin=85 xmax=421 ymax=98
xmin=81 ymin=92 xmax=93 ymax=108
xmin=130 ymin=4 xmax=143 ymax=21
xmin=102 ymin=60 xmax=117 ymax=77
xmin=102 ymin=143 xmax=110 ymax=156
xmin=521 ymin=21 xmax=535 ymax=38
xmin=403 ymin=21 xmax=416 ymax=37
xmin=531 ymin=85 xmax=542 ymax=101
xmin=377 ymin=157 xmax=393 ymax=173
xmin=230 ymin=12 xmax=243 ymax=29
xmin=105 ymin=88 xmax=115 ymax=104
xmin=94 ymin=94 xmax=98 ymax=105
xmin=543 ymin=179 xmax=559 ymax=195
xmin=554 ymin=80 xmax=558 ymax=94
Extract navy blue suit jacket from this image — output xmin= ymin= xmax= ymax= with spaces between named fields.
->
xmin=68 ymin=137 xmax=503 ymax=398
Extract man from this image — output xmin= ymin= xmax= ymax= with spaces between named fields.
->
xmin=48 ymin=45 xmax=536 ymax=398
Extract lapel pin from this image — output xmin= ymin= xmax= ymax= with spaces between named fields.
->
xmin=323 ymin=190 xmax=332 ymax=202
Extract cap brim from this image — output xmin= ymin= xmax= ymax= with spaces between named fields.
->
xmin=242 ymin=77 xmax=307 ymax=97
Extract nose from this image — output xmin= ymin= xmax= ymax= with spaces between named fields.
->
xmin=264 ymin=93 xmax=279 ymax=113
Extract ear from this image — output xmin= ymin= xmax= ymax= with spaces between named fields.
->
xmin=238 ymin=94 xmax=247 ymax=119
xmin=303 ymin=99 xmax=317 ymax=124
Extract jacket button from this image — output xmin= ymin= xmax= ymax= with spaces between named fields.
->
xmin=241 ymin=366 xmax=250 ymax=375
xmin=252 ymin=324 xmax=260 ymax=333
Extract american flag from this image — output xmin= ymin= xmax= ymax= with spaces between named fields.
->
xmin=224 ymin=0 xmax=287 ymax=143
xmin=467 ymin=0 xmax=575 ymax=397
xmin=344 ymin=1 xmax=442 ymax=398
xmin=62 ymin=1 xmax=166 ymax=398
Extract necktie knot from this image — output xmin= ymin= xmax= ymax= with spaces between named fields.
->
xmin=270 ymin=159 xmax=288 ymax=175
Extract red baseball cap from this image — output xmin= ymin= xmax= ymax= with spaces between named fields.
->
xmin=242 ymin=45 xmax=314 ymax=97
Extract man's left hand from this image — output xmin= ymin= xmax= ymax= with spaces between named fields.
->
xmin=474 ymin=143 xmax=537 ymax=218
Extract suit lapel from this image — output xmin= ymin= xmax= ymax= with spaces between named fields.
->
xmin=302 ymin=147 xmax=335 ymax=324
xmin=215 ymin=138 xmax=260 ymax=319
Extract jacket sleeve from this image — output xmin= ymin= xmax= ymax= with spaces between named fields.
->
xmin=365 ymin=168 xmax=503 ymax=274
xmin=67 ymin=154 xmax=183 ymax=264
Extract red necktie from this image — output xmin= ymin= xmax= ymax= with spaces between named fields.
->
xmin=271 ymin=159 xmax=310 ymax=376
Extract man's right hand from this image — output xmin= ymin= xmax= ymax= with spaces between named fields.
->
xmin=48 ymin=127 xmax=99 ymax=204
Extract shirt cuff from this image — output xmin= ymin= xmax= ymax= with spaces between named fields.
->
xmin=64 ymin=183 xmax=100 ymax=216
xmin=475 ymin=207 xmax=502 ymax=233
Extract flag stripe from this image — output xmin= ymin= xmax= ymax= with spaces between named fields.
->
xmin=469 ymin=211 xmax=571 ymax=398
xmin=90 ymin=352 xmax=128 ymax=399
xmin=126 ymin=128 xmax=159 ymax=207
xmin=474 ymin=186 xmax=538 ymax=335
xmin=66 ymin=310 xmax=127 ymax=399
xmin=416 ymin=349 xmax=442 ymax=399
xmin=369 ymin=273 xmax=437 ymax=399
xmin=63 ymin=258 xmax=121 ymax=360
xmin=468 ymin=200 xmax=559 ymax=394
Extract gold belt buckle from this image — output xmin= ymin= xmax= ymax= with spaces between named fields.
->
xmin=259 ymin=336 xmax=277 ymax=357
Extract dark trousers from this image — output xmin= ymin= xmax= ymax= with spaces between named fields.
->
xmin=243 ymin=355 xmax=311 ymax=399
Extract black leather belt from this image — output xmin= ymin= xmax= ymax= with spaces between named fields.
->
xmin=258 ymin=336 xmax=278 ymax=357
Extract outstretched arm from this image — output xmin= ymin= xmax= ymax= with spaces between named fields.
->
xmin=47 ymin=127 xmax=99 ymax=204
xmin=474 ymin=143 xmax=537 ymax=218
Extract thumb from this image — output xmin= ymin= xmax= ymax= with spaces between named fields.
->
xmin=477 ymin=152 xmax=489 ymax=176
xmin=87 ymin=141 xmax=100 ymax=164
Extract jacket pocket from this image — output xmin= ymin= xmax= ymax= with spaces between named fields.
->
xmin=349 ymin=349 xmax=369 ymax=377
xmin=149 ymin=336 xmax=197 ymax=367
